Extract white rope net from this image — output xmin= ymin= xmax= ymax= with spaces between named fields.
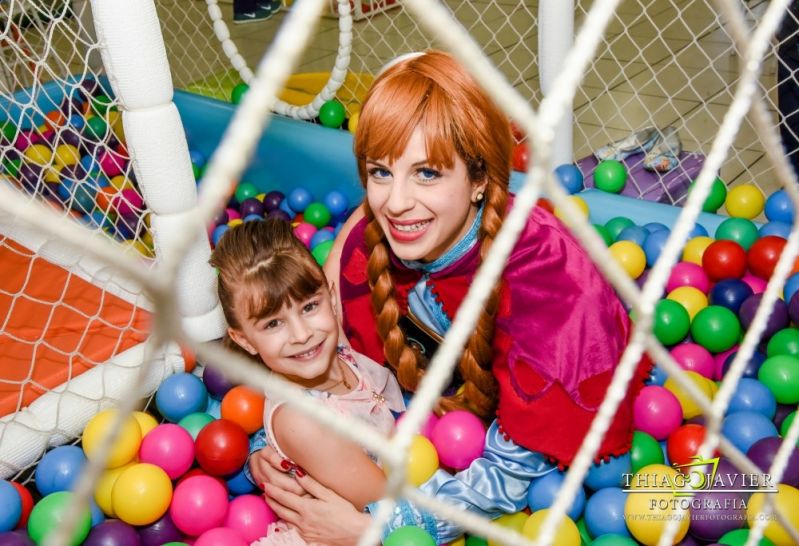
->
xmin=0 ymin=0 xmax=798 ymax=546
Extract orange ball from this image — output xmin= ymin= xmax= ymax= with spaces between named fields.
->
xmin=220 ymin=385 xmax=265 ymax=435
xmin=45 ymin=110 xmax=66 ymax=131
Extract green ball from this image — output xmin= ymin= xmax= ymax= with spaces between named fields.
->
xmin=594 ymin=224 xmax=614 ymax=246
xmin=28 ymin=491 xmax=92 ymax=546
xmin=1 ymin=120 xmax=17 ymax=142
xmin=192 ymin=163 xmax=202 ymax=180
xmin=766 ymin=327 xmax=799 ymax=357
xmin=235 ymin=182 xmax=259 ymax=204
xmin=384 ymin=525 xmax=436 ymax=546
xmin=758 ymin=354 xmax=799 ymax=404
xmin=91 ymin=94 xmax=113 ymax=116
xmin=178 ymin=412 xmax=215 ymax=440
xmin=465 ymin=537 xmax=488 ymax=546
xmin=4 ymin=157 xmax=21 ymax=178
xmin=591 ymin=535 xmax=639 ymax=546
xmin=319 ymin=99 xmax=346 ymax=129
xmin=231 ymin=82 xmax=249 ymax=104
xmin=690 ymin=176 xmax=728 ymax=213
xmin=714 ymin=217 xmax=759 ymax=251
xmin=311 ymin=239 xmax=334 ymax=266
xmin=593 ymin=159 xmax=627 ymax=193
xmin=690 ymin=305 xmax=741 ymax=353
xmin=162 ymin=543 xmax=190 ymax=546
xmin=630 ymin=430 xmax=664 ymax=472
xmin=83 ymin=115 xmax=108 ymax=140
xmin=781 ymin=411 xmax=796 ymax=439
xmin=604 ymin=216 xmax=635 ymax=241
xmin=576 ymin=517 xmax=591 ymax=546
xmin=303 ymin=202 xmax=332 ymax=228
xmin=718 ymin=528 xmax=775 ymax=546
xmin=653 ymin=298 xmax=691 ymax=346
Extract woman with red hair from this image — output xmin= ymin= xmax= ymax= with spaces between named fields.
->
xmin=250 ymin=50 xmax=650 ymax=544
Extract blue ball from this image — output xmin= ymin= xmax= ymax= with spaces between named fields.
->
xmin=278 ymin=198 xmax=297 ymax=220
xmin=243 ymin=214 xmax=263 ymax=222
xmin=583 ymin=487 xmax=630 ymax=538
xmin=68 ymin=113 xmax=85 ymax=131
xmin=227 ymin=466 xmax=257 ymax=495
xmin=34 ymin=445 xmax=87 ymax=496
xmin=526 ymin=470 xmax=586 ymax=520
xmin=764 ymin=189 xmax=794 ymax=224
xmin=709 ymin=279 xmax=753 ymax=315
xmin=287 ymin=187 xmax=313 ymax=213
xmin=760 ymin=221 xmax=792 ymax=239
xmin=212 ymin=224 xmax=229 ymax=247
xmin=310 ymin=229 xmax=336 ymax=249
xmin=90 ymin=499 xmax=105 ymax=527
xmin=616 ymin=225 xmax=648 ymax=246
xmin=334 ymin=222 xmax=344 ymax=236
xmin=555 ymin=164 xmax=584 ymax=194
xmin=727 ymin=378 xmax=777 ymax=419
xmin=584 ymin=453 xmax=631 ymax=490
xmin=58 ymin=177 xmax=76 ymax=202
xmin=0 ymin=480 xmax=21 ymax=532
xmin=722 ymin=350 xmax=766 ymax=379
xmin=189 ymin=149 xmax=206 ymax=168
xmin=205 ymin=396 xmax=222 ymax=419
xmin=660 ymin=440 xmax=670 ymax=465
xmin=688 ymin=223 xmax=709 ymax=238
xmin=323 ymin=190 xmax=349 ymax=218
xmin=643 ymin=222 xmax=669 ymax=233
xmin=643 ymin=229 xmax=670 ymax=267
xmin=784 ymin=272 xmax=799 ymax=304
xmin=721 ymin=411 xmax=778 ymax=453
xmin=155 ymin=372 xmax=209 ymax=422
xmin=646 ymin=364 xmax=668 ymax=386
xmin=80 ymin=154 xmax=100 ymax=175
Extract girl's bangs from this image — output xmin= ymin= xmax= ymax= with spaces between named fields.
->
xmin=239 ymin=255 xmax=325 ymax=321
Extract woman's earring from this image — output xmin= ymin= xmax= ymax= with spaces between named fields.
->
xmin=472 ymin=191 xmax=485 ymax=204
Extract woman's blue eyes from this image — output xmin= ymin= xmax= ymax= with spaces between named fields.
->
xmin=418 ymin=168 xmax=440 ymax=181
xmin=368 ymin=167 xmax=391 ymax=179
xmin=367 ymin=167 xmax=441 ymax=181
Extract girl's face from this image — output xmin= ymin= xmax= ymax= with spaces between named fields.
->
xmin=366 ymin=127 xmax=487 ymax=262
xmin=229 ymin=288 xmax=340 ymax=390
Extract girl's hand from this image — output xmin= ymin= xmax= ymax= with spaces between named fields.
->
xmin=263 ymin=473 xmax=372 ymax=546
xmin=249 ymin=446 xmax=307 ymax=496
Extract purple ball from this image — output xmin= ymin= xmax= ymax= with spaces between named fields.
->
xmin=263 ymin=190 xmax=284 ymax=213
xmin=739 ymin=293 xmax=789 ymax=340
xmin=747 ymin=436 xmax=799 ymax=487
xmin=137 ymin=513 xmax=183 ymax=546
xmin=267 ymin=209 xmax=291 ymax=222
xmin=722 ymin=350 xmax=766 ymax=379
xmin=17 ymin=163 xmax=42 ymax=192
xmin=84 ymin=520 xmax=141 ymax=546
xmin=775 ymin=403 xmax=795 ymax=430
xmin=689 ymin=490 xmax=746 ymax=542
xmin=712 ymin=458 xmax=746 ymax=491
xmin=789 ymin=292 xmax=799 ymax=325
xmin=0 ymin=531 xmax=35 ymax=546
xmin=60 ymin=95 xmax=84 ymax=115
xmin=676 ymin=534 xmax=704 ymax=546
xmin=202 ymin=365 xmax=235 ymax=400
xmin=239 ymin=198 xmax=265 ymax=218
xmin=56 ymin=128 xmax=83 ymax=149
xmin=212 ymin=210 xmax=229 ymax=227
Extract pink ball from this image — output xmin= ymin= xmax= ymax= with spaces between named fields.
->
xmin=113 ymin=188 xmax=144 ymax=216
xmin=395 ymin=412 xmax=439 ymax=441
xmin=98 ymin=149 xmax=127 ymax=178
xmin=226 ymin=208 xmax=241 ymax=221
xmin=293 ymin=222 xmax=317 ymax=248
xmin=430 ymin=410 xmax=486 ymax=470
xmin=742 ymin=273 xmax=767 ymax=295
xmin=670 ymin=343 xmax=715 ymax=379
xmin=632 ymin=386 xmax=683 ymax=440
xmin=666 ymin=261 xmax=710 ymax=293
xmin=139 ymin=423 xmax=195 ymax=479
xmin=170 ymin=475 xmax=229 ymax=536
xmin=713 ymin=345 xmax=739 ymax=380
xmin=195 ymin=527 xmax=247 ymax=546
xmin=224 ymin=494 xmax=277 ymax=543
xmin=14 ymin=130 xmax=34 ymax=152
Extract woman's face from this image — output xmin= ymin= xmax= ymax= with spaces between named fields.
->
xmin=366 ymin=127 xmax=486 ymax=262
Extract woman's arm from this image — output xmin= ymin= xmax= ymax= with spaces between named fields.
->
xmin=272 ymin=403 xmax=386 ymax=511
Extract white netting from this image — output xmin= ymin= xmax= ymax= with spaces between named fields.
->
xmin=1 ymin=0 xmax=799 ymax=545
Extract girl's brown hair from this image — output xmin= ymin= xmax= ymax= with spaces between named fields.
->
xmin=210 ymin=218 xmax=326 ymax=358
xmin=355 ymin=50 xmax=512 ymax=419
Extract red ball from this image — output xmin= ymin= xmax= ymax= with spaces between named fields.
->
xmin=176 ymin=468 xmax=228 ymax=491
xmin=747 ymin=235 xmax=787 ymax=280
xmin=702 ymin=240 xmax=747 ymax=281
xmin=512 ymin=141 xmax=529 ymax=172
xmin=10 ymin=482 xmax=33 ymax=528
xmin=194 ymin=419 xmax=250 ymax=476
xmin=667 ymin=423 xmax=712 ymax=468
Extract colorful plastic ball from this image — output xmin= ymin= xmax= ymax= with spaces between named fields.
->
xmin=670 ymin=343 xmax=714 ymax=379
xmin=689 ymin=489 xmax=748 ymax=542
xmin=261 ymin=190 xmax=284 ymax=212
xmin=319 ymin=100 xmax=346 ymax=128
xmin=178 ymin=412 xmax=215 ymax=441
xmin=722 ymin=411 xmax=778 ymax=454
xmin=139 ymin=423 xmax=195 ymax=479
xmin=170 ymin=475 xmax=229 ymax=537
xmin=95 ymin=463 xmax=135 ymax=517
xmin=634 ymin=386 xmax=684 ymax=440
xmin=726 ymin=184 xmax=765 ymax=219
xmin=211 ymin=225 xmax=229 ymax=247
xmin=765 ymin=189 xmax=794 ymax=223
xmin=34 ymin=445 xmax=87 ymax=496
xmin=594 ymin=160 xmax=627 ymax=193
xmin=83 ymin=519 xmax=139 ymax=546
xmin=683 ymin=236 xmax=714 ymax=265
xmin=666 ymin=261 xmax=710 ymax=294
xmin=226 ymin=467 xmax=256 ymax=496
xmin=702 ymin=240 xmax=747 ymax=281
xmin=642 ymin=228 xmax=669 ymax=266
xmin=311 ymin=239 xmax=334 ymax=265
xmin=709 ymin=279 xmax=753 ymax=317
xmin=511 ymin=141 xmax=529 ymax=172
xmin=193 ymin=527 xmax=246 ymax=546
xmin=224 ymin=494 xmax=277 ymax=543
xmin=112 ymin=463 xmax=172 ymax=526
xmin=590 ymin=535 xmax=637 ymax=546
xmin=609 ymin=241 xmax=646 ymax=279
xmin=28 ymin=492 xmax=92 ymax=546
xmin=667 ymin=286 xmax=707 ymax=321
xmin=323 ymin=190 xmax=349 ymax=218
xmin=84 ymin=116 xmax=108 ymax=140
xmin=582 ymin=487 xmax=629 ymax=538
xmin=624 ymin=464 xmax=690 ymax=545
xmin=303 ymin=202 xmax=332 ymax=228
xmin=526 ymin=470 xmax=586 ymax=520
xmin=690 ymin=305 xmax=741 ymax=353
xmin=742 ymin=273 xmax=768 ymax=295
xmin=767 ymin=328 xmax=799 ymax=357
xmin=220 ymin=385 xmax=265 ymax=435
xmin=760 ymin=221 xmax=792 ymax=239
xmin=10 ymin=482 xmax=33 ymax=528
xmin=583 ymin=453 xmax=630 ymax=491
xmin=748 ymin=236 xmax=787 ymax=280
xmin=653 ymin=298 xmax=691 ymax=346
xmin=286 ymin=187 xmax=313 ymax=213
xmin=604 ymin=217 xmax=635 ymax=241
xmin=521 ymin=509 xmax=580 ymax=546
xmin=0 ymin=531 xmax=34 ymax=546
xmin=430 ymin=410 xmax=486 ymax=470
xmin=83 ymin=409 xmax=142 ymax=469
xmin=555 ymin=164 xmax=584 ymax=194
xmin=722 ymin=349 xmax=766 ymax=380
xmin=155 ymin=372 xmax=208 ymax=423
xmin=202 ymin=365 xmax=235 ymax=401
xmin=347 ymin=111 xmax=360 ymax=134
xmin=690 ymin=176 xmax=727 ymax=213
xmin=780 ymin=410 xmax=797 ymax=439
xmin=748 ymin=436 xmax=799 ymax=487
xmin=291 ymin=221 xmax=316 ymax=248
xmin=739 ymin=294 xmax=789 ymax=342
xmin=747 ymin=484 xmax=799 ymax=546
xmin=0 ymin=481 xmax=21 ymax=532
xmin=617 ymin=225 xmax=648 ymax=247
xmin=758 ymin=354 xmax=799 ymax=404
xmin=233 ymin=182 xmax=258 ymax=205
xmin=384 ymin=525 xmax=436 ymax=546
xmin=138 ymin=513 xmax=183 ymax=546
xmin=718 ymin=528 xmax=777 ymax=546
xmin=593 ymin=224 xmax=613 ymax=246
xmin=630 ymin=431 xmax=664 ymax=472
xmin=664 ymin=371 xmax=715 ymax=420
xmin=195 ymin=418 xmax=250 ymax=476
xmin=725 ymin=377 xmax=777 ymax=419
xmin=715 ymin=217 xmax=759 ymax=251
xmin=239 ymin=198 xmax=265 ymax=219
xmin=666 ymin=423 xmax=708 ymax=467
xmin=231 ymin=82 xmax=249 ymax=104
xmin=310 ymin=228 xmax=335 ymax=249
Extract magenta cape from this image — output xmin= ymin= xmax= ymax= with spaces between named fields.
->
xmin=338 ymin=204 xmax=651 ymax=467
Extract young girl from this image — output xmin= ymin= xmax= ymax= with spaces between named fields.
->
xmin=210 ymin=218 xmax=405 ymax=544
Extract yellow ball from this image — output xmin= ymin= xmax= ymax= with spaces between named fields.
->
xmin=95 ymin=463 xmax=135 ymax=517
xmin=228 ymin=218 xmax=243 ymax=228
xmin=43 ymin=166 xmax=60 ymax=184
xmin=554 ymin=195 xmax=590 ymax=225
xmin=624 ymin=464 xmax=690 ymax=545
xmin=82 ymin=408 xmax=142 ymax=468
xmin=488 ymin=512 xmax=528 ymax=546
xmin=609 ymin=240 xmax=647 ymax=279
xmin=256 ymin=192 xmax=266 ymax=202
xmin=24 ymin=144 xmax=53 ymax=166
xmin=448 ymin=537 xmax=465 ymax=546
xmin=664 ymin=371 xmax=715 ymax=420
xmin=406 ymin=435 xmax=439 ymax=486
xmin=348 ymin=111 xmax=360 ymax=134
xmin=107 ymin=110 xmax=125 ymax=142
xmin=522 ymin=510 xmax=580 ymax=546
xmin=54 ymin=144 xmax=80 ymax=167
xmin=667 ymin=286 xmax=708 ymax=320
xmin=682 ymin=236 xmax=714 ymax=265
xmin=110 ymin=175 xmax=134 ymax=190
xmin=132 ymin=411 xmax=159 ymax=437
xmin=111 ymin=463 xmax=172 ymax=525
xmin=747 ymin=484 xmax=799 ymax=546
xmin=726 ymin=184 xmax=765 ymax=219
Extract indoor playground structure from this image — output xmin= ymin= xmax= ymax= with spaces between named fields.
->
xmin=2 ymin=0 xmax=799 ymax=545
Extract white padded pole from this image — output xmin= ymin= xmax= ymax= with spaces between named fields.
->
xmin=539 ymin=0 xmax=574 ymax=167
